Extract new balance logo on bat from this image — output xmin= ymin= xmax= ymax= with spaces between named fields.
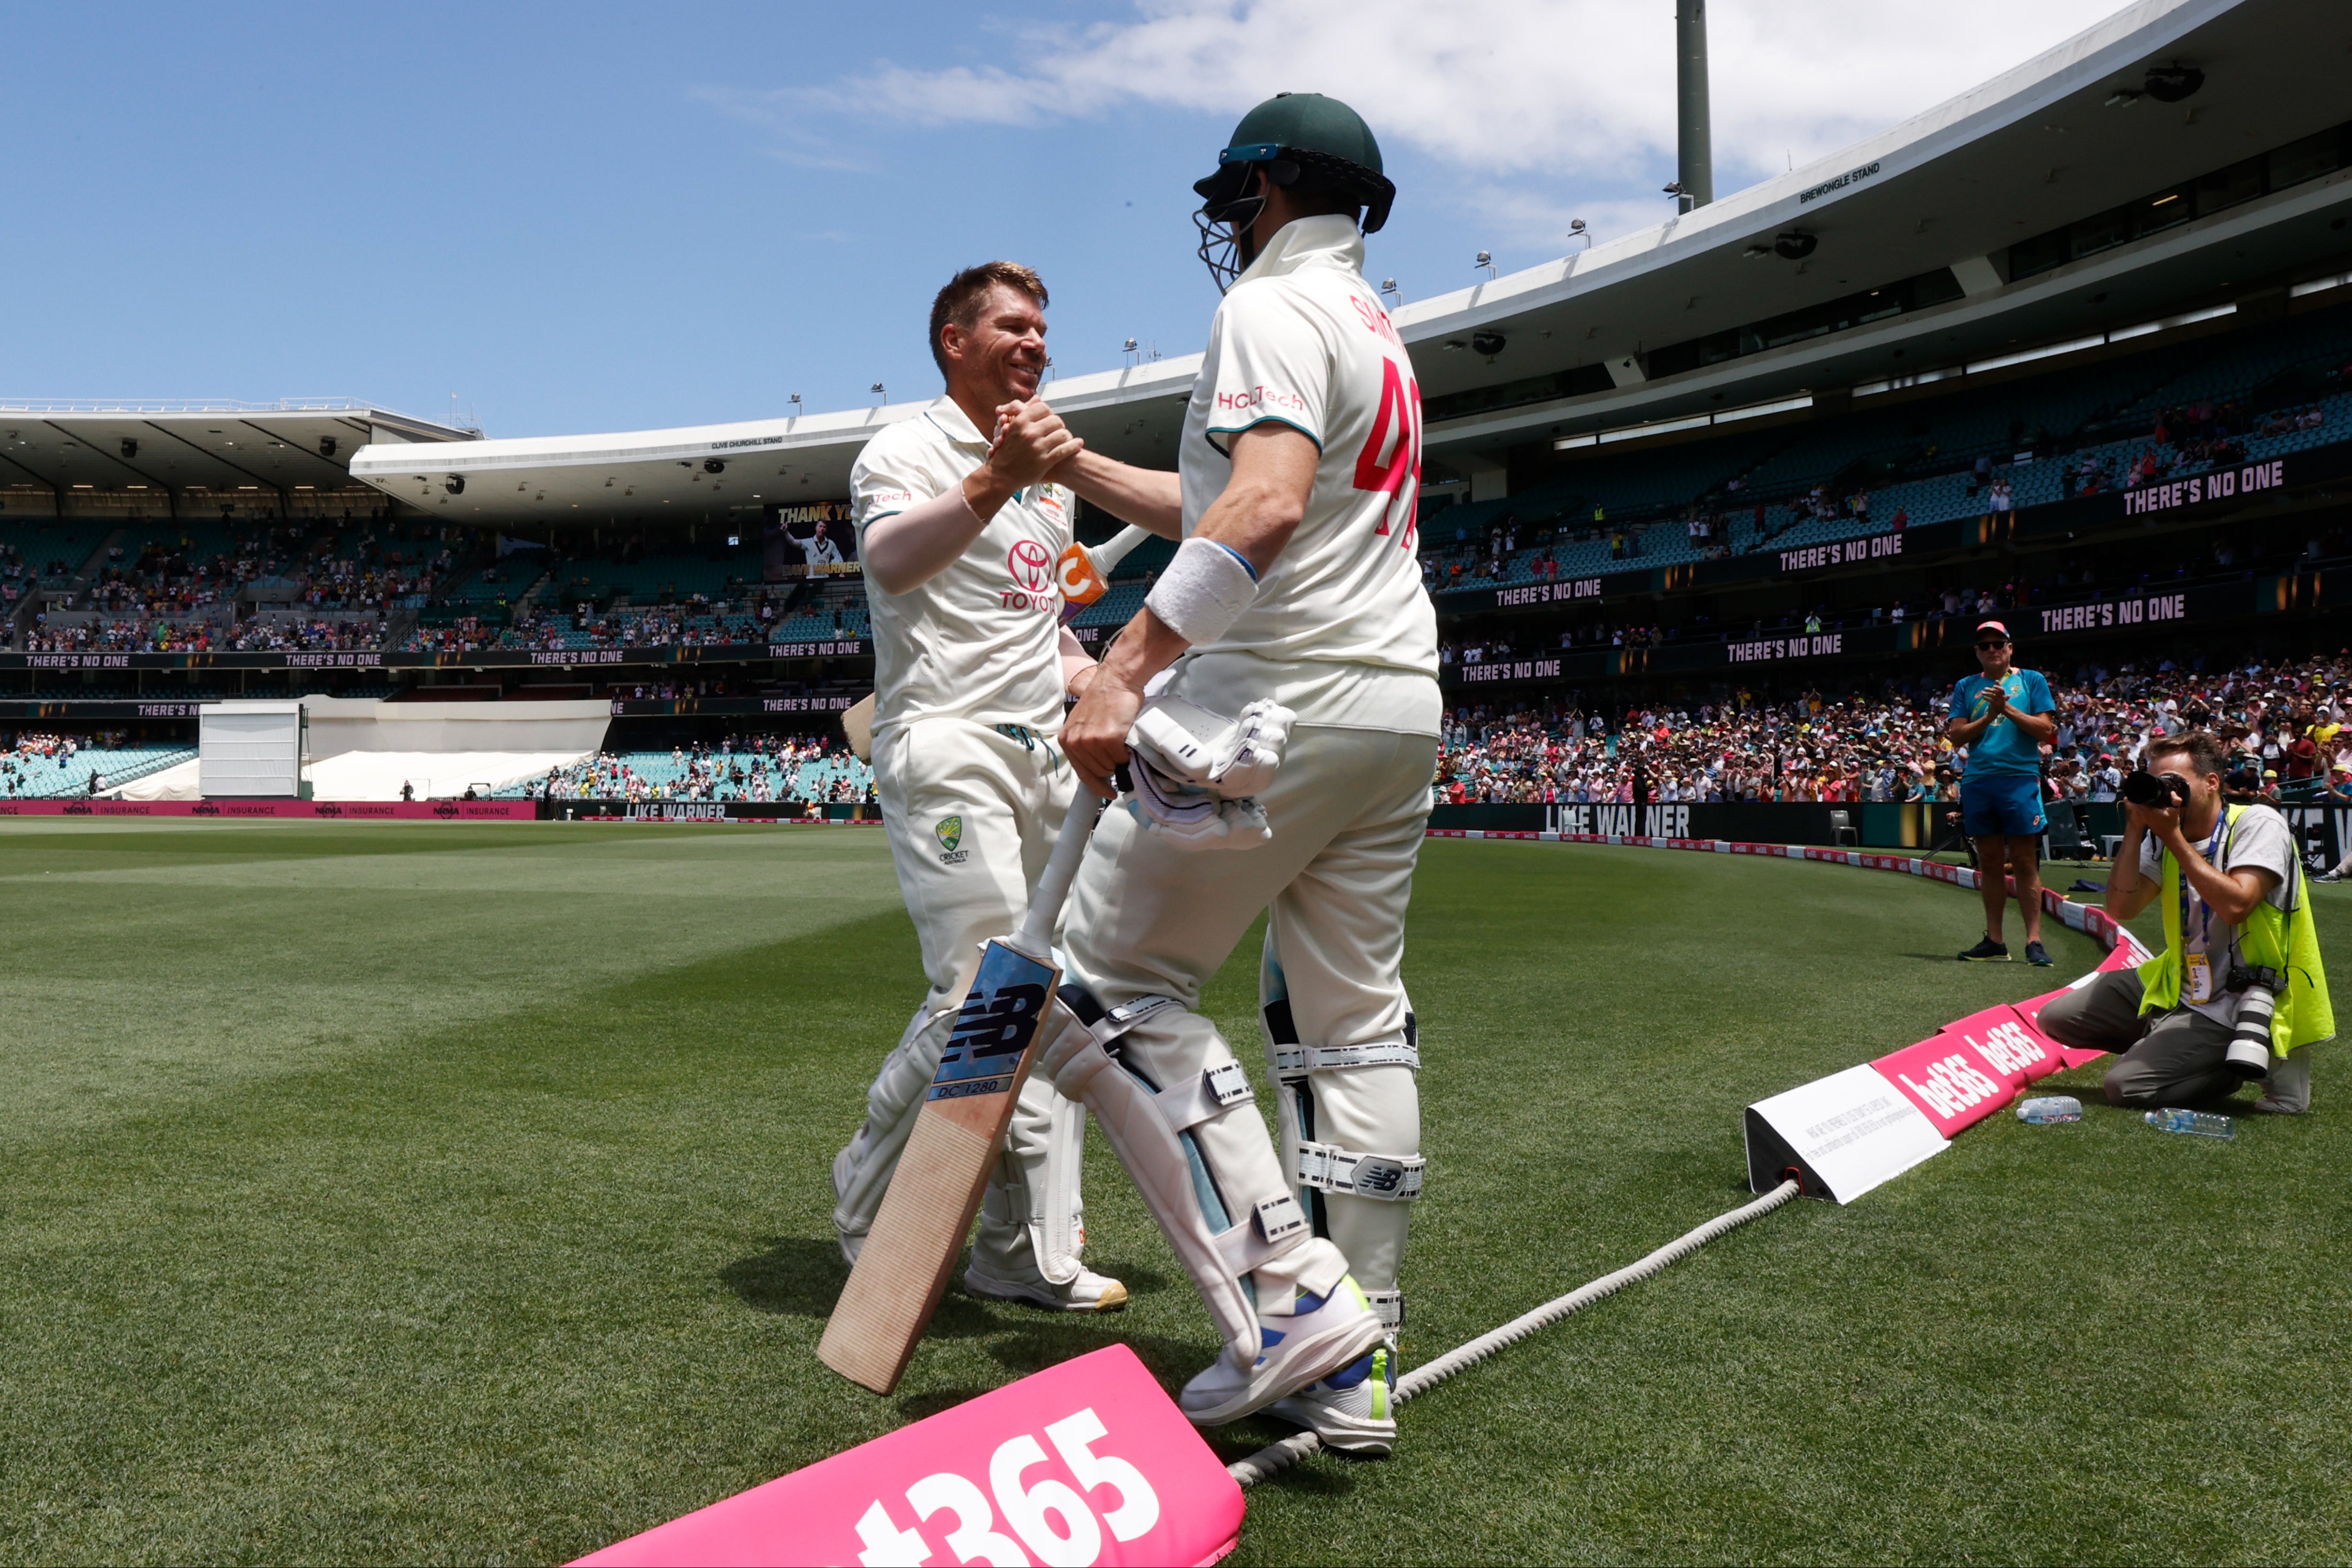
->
xmin=946 ymin=982 xmax=1050 ymax=1061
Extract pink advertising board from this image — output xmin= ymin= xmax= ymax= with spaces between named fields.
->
xmin=1938 ymin=1002 xmax=2066 ymax=1084
xmin=574 ymin=1345 xmax=1243 ymax=1568
xmin=1869 ymin=1032 xmax=2018 ymax=1138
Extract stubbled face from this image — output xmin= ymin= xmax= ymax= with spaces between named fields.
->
xmin=942 ymin=284 xmax=1048 ymax=405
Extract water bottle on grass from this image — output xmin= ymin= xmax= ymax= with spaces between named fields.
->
xmin=2016 ymin=1096 xmax=2082 ymax=1123
xmin=2145 ymin=1107 xmax=2234 ymax=1140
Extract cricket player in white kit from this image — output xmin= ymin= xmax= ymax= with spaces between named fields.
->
xmin=831 ymin=261 xmax=1125 ymax=1312
xmin=1043 ymin=95 xmax=1435 ymax=1451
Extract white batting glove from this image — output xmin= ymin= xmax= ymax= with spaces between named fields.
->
xmin=1206 ymin=698 xmax=1293 ymax=798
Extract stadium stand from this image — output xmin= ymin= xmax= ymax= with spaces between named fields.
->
xmin=1 ymin=733 xmax=197 ymax=797
xmin=1439 ymin=652 xmax=2352 ymax=808
xmin=1423 ymin=303 xmax=2352 ymax=595
xmin=500 ymin=736 xmax=873 ymax=802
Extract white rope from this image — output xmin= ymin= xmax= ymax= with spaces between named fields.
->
xmin=1227 ymin=1177 xmax=1801 ymax=1486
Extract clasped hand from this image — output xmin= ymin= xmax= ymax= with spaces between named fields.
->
xmin=984 ymin=399 xmax=1083 ymax=491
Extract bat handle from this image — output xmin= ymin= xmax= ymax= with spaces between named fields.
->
xmin=1015 ymin=793 xmax=1101 ymax=955
xmin=1090 ymin=524 xmax=1151 ymax=575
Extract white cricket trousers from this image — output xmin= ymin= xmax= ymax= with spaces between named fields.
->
xmin=833 ymin=717 xmax=1086 ymax=1279
xmin=1063 ymin=718 xmax=1436 ymax=1310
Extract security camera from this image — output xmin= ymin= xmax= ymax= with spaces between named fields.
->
xmin=318 ymin=436 xmax=338 ymax=458
xmin=704 ymin=458 xmax=727 ymax=474
xmin=1470 ymin=331 xmax=1508 ymax=357
xmin=1775 ymin=230 xmax=1819 ymax=260
xmin=444 ymin=474 xmax=466 ymax=496
xmin=2143 ymin=63 xmax=2204 ymax=103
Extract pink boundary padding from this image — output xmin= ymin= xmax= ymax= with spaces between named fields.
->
xmin=1428 ymin=827 xmax=2161 ymax=1124
xmin=572 ymin=1344 xmax=1243 ymax=1568
xmin=1871 ymin=1031 xmax=2024 ymax=1137
xmin=0 ymin=798 xmax=536 ymax=820
xmin=1939 ymin=1001 xmax=2068 ymax=1084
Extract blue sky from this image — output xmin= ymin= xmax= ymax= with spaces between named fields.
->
xmin=2 ymin=2 xmax=2121 ymax=437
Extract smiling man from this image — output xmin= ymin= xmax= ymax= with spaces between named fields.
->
xmin=827 ymin=261 xmax=1123 ymax=1313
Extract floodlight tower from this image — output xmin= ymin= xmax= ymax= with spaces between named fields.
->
xmin=1676 ymin=0 xmax=1713 ymax=212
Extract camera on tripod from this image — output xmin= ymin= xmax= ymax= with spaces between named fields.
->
xmin=2120 ymin=768 xmax=2191 ymax=808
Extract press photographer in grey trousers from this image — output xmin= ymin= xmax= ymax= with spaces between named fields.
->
xmin=2038 ymin=730 xmax=2327 ymax=1114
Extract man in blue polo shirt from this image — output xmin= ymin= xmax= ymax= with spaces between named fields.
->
xmin=1945 ymin=619 xmax=2057 ymax=964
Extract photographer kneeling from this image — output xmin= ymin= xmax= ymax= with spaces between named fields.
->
xmin=2039 ymin=731 xmax=2332 ymax=1113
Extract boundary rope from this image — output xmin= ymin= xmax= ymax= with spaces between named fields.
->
xmin=1227 ymin=1176 xmax=1802 ymax=1486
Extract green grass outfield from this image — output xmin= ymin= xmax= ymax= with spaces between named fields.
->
xmin=2 ymin=820 xmax=2348 ymax=1566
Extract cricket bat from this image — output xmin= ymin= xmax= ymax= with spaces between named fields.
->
xmin=1055 ymin=525 xmax=1150 ymax=624
xmin=819 ymin=794 xmax=1103 ymax=1393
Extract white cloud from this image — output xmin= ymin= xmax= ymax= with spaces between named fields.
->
xmin=747 ymin=0 xmax=2134 ymax=194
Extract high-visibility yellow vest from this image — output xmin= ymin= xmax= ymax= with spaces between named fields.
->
xmin=2138 ymin=802 xmax=2335 ymax=1055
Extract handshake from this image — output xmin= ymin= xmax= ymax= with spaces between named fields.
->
xmin=985 ymin=398 xmax=1083 ymax=491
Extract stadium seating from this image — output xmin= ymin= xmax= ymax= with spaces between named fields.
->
xmin=1 ymin=741 xmax=198 ymax=798
xmin=497 ymin=745 xmax=873 ymax=801
xmin=1424 ymin=302 xmax=2352 ymax=596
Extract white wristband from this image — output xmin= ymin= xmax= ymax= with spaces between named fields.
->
xmin=1145 ymin=537 xmax=1258 ymax=647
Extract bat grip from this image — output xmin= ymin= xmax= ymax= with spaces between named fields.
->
xmin=1015 ymin=794 xmax=1100 ymax=955
xmin=1090 ymin=524 xmax=1150 ymax=575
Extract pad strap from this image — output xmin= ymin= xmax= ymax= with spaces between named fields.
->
xmin=1153 ymin=1061 xmax=1256 ymax=1132
xmin=1272 ymin=1040 xmax=1422 ymax=1081
xmin=1091 ymin=993 xmax=1182 ymax=1045
xmin=1295 ymin=1141 xmax=1425 ymax=1201
xmin=1212 ymin=1193 xmax=1310 ymax=1274
xmin=1364 ymin=1288 xmax=1405 ymax=1331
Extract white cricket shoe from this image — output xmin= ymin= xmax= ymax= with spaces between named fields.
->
xmin=1178 ymin=1275 xmax=1387 ymax=1427
xmin=962 ymin=1219 xmax=1127 ymax=1311
xmin=1266 ymin=1342 xmax=1398 ymax=1454
xmin=962 ymin=1257 xmax=1129 ymax=1312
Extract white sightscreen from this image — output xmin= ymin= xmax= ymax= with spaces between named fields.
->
xmin=198 ymin=705 xmax=303 ymax=797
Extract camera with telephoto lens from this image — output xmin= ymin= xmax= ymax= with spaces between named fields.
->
xmin=2120 ymin=768 xmax=2191 ymax=807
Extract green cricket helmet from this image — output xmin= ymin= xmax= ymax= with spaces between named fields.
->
xmin=1193 ymin=92 xmax=1396 ymax=291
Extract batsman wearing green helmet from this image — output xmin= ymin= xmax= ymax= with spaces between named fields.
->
xmin=1045 ymin=93 xmax=1435 ymax=1454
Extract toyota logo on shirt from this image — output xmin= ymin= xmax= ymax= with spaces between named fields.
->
xmin=1008 ymin=539 xmax=1053 ymax=593
xmin=1003 ymin=538 xmax=1057 ymax=615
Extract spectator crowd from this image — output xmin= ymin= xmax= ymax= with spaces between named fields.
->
xmin=1437 ymin=652 xmax=2352 ymax=808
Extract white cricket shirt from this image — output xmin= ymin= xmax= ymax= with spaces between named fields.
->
xmin=851 ymin=397 xmax=1074 ymax=741
xmin=1174 ymin=214 xmax=1440 ymax=735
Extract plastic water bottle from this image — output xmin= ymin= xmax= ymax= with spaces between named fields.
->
xmin=2145 ymin=1107 xmax=2235 ymax=1140
xmin=2016 ymin=1095 xmax=2082 ymax=1124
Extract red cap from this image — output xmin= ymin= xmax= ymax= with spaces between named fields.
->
xmin=1977 ymin=620 xmax=2010 ymax=639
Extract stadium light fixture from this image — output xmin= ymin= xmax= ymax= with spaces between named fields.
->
xmin=2143 ymin=63 xmax=2204 ymax=103
xmin=1475 ymin=251 xmax=1496 ymax=279
xmin=1774 ymin=230 xmax=1818 ymax=260
xmin=870 ymin=382 xmax=886 ymax=404
xmin=1568 ymin=219 xmax=1592 ymax=251
xmin=1381 ymin=278 xmax=1401 ymax=304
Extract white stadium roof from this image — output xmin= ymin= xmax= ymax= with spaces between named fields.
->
xmin=0 ymin=399 xmax=471 ymax=511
